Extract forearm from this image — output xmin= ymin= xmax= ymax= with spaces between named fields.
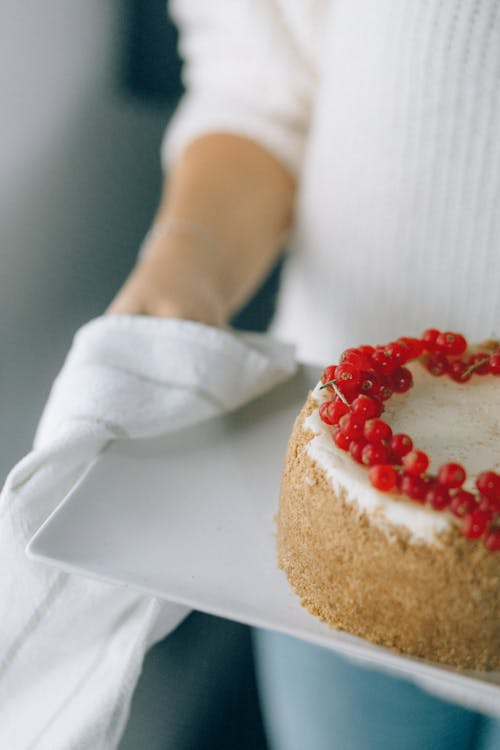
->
xmin=108 ymin=134 xmax=296 ymax=325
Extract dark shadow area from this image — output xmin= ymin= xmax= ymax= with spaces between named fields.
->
xmin=119 ymin=613 xmax=269 ymax=750
xmin=120 ymin=0 xmax=184 ymax=102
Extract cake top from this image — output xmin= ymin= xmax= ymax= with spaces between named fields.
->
xmin=313 ymin=329 xmax=500 ymax=552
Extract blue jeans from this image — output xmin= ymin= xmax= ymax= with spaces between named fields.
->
xmin=252 ymin=630 xmax=500 ymax=750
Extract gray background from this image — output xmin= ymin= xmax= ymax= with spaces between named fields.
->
xmin=0 ymin=1 xmax=168 ymax=478
xmin=1 ymin=3 xmax=271 ymax=747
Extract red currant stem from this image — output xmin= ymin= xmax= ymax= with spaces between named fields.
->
xmin=331 ymin=381 xmax=351 ymax=406
xmin=462 ymin=357 xmax=490 ymax=378
xmin=319 ymin=378 xmax=351 ymax=407
xmin=319 ymin=379 xmax=336 ymax=390
xmin=318 ymin=379 xmax=351 ymax=405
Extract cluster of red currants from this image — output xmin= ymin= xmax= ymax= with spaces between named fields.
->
xmin=319 ymin=330 xmax=500 ymax=552
xmin=421 ymin=329 xmax=500 ymax=381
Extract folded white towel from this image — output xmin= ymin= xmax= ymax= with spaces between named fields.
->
xmin=0 ymin=315 xmax=297 ymax=750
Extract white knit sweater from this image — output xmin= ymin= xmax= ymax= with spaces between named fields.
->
xmin=163 ymin=0 xmax=500 ymax=362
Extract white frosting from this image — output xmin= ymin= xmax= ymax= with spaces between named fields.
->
xmin=305 ymin=364 xmax=500 ymax=545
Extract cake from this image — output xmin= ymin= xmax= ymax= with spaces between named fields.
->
xmin=277 ymin=330 xmax=500 ymax=670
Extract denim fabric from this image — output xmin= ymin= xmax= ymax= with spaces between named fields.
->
xmin=253 ymin=629 xmax=500 ymax=750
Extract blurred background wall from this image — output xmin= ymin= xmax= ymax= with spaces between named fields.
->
xmin=0 ymin=1 xmax=172 ymax=477
xmin=1 ymin=3 xmax=273 ymax=747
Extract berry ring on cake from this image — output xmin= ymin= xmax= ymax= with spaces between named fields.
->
xmin=277 ymin=330 xmax=500 ymax=670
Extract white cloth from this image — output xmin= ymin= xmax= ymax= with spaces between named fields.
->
xmin=164 ymin=0 xmax=500 ymax=362
xmin=163 ymin=0 xmax=328 ymax=178
xmin=0 ymin=315 xmax=296 ymax=749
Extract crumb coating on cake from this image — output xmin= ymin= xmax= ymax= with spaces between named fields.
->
xmin=277 ymin=397 xmax=500 ymax=670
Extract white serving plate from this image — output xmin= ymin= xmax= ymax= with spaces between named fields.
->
xmin=27 ymin=365 xmax=500 ymax=712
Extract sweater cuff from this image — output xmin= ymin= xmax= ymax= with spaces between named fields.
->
xmin=161 ymin=93 xmax=305 ymax=179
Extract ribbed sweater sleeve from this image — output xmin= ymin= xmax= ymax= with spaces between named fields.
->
xmin=161 ymin=0 xmax=320 ymax=176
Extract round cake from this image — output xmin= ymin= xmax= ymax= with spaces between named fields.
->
xmin=277 ymin=331 xmax=500 ymax=670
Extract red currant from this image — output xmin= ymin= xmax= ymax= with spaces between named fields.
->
xmin=449 ymin=490 xmax=477 ymax=518
xmin=435 ymin=331 xmax=467 ymax=356
xmin=363 ymin=419 xmax=392 ymax=444
xmin=350 ymin=394 xmax=382 ymax=419
xmin=335 ymin=363 xmax=361 ymax=388
xmin=488 ymin=353 xmax=500 ymax=375
xmin=385 ymin=342 xmax=408 ymax=365
xmin=321 ymin=365 xmax=337 ymax=385
xmin=362 ymin=442 xmax=389 ymax=466
xmin=484 ymin=528 xmax=500 ymax=552
xmin=360 ymin=371 xmax=380 ymax=397
xmin=369 ymin=464 xmax=397 ymax=492
xmin=397 ymin=337 xmax=423 ymax=359
xmin=357 ymin=345 xmax=376 ymax=365
xmin=462 ymin=509 xmax=492 ymax=539
xmin=340 ymin=348 xmax=371 ymax=370
xmin=466 ymin=353 xmax=490 ymax=375
xmin=436 ymin=462 xmax=466 ymax=489
xmin=478 ymin=495 xmax=500 ymax=514
xmin=389 ymin=366 xmax=413 ymax=393
xmin=449 ymin=360 xmax=472 ymax=383
xmin=421 ymin=328 xmax=440 ymax=352
xmin=395 ymin=468 xmax=406 ymax=491
xmin=402 ymin=450 xmax=429 ymax=476
xmin=332 ymin=426 xmax=351 ymax=451
xmin=400 ymin=473 xmax=428 ymax=502
xmin=371 ymin=346 xmax=400 ymax=373
xmin=425 ymin=354 xmax=449 ymax=376
xmin=319 ymin=399 xmax=349 ymax=425
xmin=476 ymin=471 xmax=500 ymax=501
xmin=338 ymin=413 xmax=366 ymax=441
xmin=426 ymin=485 xmax=451 ymax=510
xmin=349 ymin=439 xmax=368 ymax=464
xmin=376 ymin=381 xmax=393 ymax=401
xmin=390 ymin=433 xmax=413 ymax=459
